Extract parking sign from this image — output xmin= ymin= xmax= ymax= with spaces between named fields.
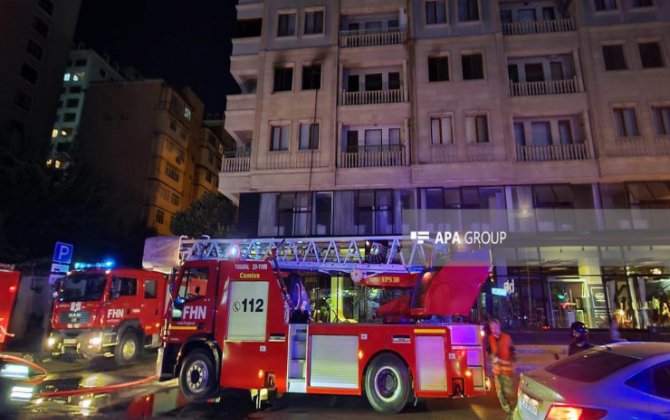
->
xmin=53 ymin=242 xmax=74 ymax=264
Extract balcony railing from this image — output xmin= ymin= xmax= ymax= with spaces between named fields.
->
xmin=516 ymin=143 xmax=590 ymax=162
xmin=341 ymin=89 xmax=404 ymax=106
xmin=606 ymin=137 xmax=670 ymax=157
xmin=339 ymin=28 xmax=407 ymax=48
xmin=339 ymin=146 xmax=406 ymax=168
xmin=429 ymin=143 xmax=499 ymax=163
xmin=509 ymin=78 xmax=580 ymax=96
xmin=502 ymin=18 xmax=575 ymax=36
xmin=222 ymin=153 xmax=250 ymax=172
xmin=262 ymin=151 xmax=323 ymax=170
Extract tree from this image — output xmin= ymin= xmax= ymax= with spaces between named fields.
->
xmin=170 ymin=192 xmax=237 ymax=237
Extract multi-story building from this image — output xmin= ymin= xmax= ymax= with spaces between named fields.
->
xmin=48 ymin=48 xmax=125 ymax=169
xmin=0 ymin=0 xmax=81 ymax=155
xmin=222 ymin=0 xmax=670 ymax=332
xmin=76 ymin=80 xmax=224 ymax=235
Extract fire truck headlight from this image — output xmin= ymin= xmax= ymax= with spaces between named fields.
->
xmin=10 ymin=386 xmax=34 ymax=402
xmin=89 ymin=335 xmax=102 ymax=346
xmin=0 ymin=363 xmax=30 ymax=379
xmin=47 ymin=337 xmax=56 ymax=348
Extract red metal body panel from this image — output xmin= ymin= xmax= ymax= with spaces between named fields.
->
xmin=0 ymin=269 xmax=20 ymax=346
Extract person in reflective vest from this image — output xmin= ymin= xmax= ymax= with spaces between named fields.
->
xmin=488 ymin=318 xmax=517 ymax=415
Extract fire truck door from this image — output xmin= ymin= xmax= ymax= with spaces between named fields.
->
xmin=109 ymin=275 xmax=139 ymax=325
xmin=171 ymin=264 xmax=214 ymax=334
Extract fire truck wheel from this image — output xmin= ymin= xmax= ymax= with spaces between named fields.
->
xmin=364 ymin=353 xmax=411 ymax=414
xmin=179 ymin=349 xmax=216 ymax=403
xmin=114 ymin=331 xmax=141 ymax=365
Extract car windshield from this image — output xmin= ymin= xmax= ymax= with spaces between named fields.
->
xmin=546 ymin=348 xmax=639 ymax=383
xmin=60 ymin=274 xmax=107 ymax=302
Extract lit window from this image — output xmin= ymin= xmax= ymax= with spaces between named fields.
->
xmin=63 ymin=73 xmax=71 ymax=82
xmin=184 ymin=107 xmax=192 ymax=120
xmin=51 ymin=129 xmax=58 ymax=138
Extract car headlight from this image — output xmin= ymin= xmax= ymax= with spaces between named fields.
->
xmin=0 ymin=363 xmax=30 ymax=379
xmin=10 ymin=385 xmax=34 ymax=402
xmin=89 ymin=335 xmax=102 ymax=346
xmin=47 ymin=337 xmax=56 ymax=348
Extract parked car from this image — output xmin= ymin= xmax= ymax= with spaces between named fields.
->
xmin=515 ymin=342 xmax=670 ymax=419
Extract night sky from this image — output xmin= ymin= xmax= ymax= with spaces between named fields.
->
xmin=74 ymin=0 xmax=239 ymax=115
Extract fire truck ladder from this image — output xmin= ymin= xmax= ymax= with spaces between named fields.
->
xmin=178 ymin=236 xmax=456 ymax=276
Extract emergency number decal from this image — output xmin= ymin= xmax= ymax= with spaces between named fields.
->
xmin=227 ymin=281 xmax=269 ymax=342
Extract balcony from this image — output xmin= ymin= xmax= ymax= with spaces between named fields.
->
xmin=260 ymin=151 xmax=323 ymax=170
xmin=503 ymin=18 xmax=575 ymax=36
xmin=509 ymin=78 xmax=580 ymax=97
xmin=516 ymin=143 xmax=590 ymax=162
xmin=339 ymin=28 xmax=407 ymax=48
xmin=339 ymin=146 xmax=406 ymax=168
xmin=606 ymin=137 xmax=670 ymax=158
xmin=222 ymin=153 xmax=250 ymax=173
xmin=341 ymin=89 xmax=404 ymax=106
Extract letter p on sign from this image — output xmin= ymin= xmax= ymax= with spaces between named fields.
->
xmin=53 ymin=242 xmax=74 ymax=264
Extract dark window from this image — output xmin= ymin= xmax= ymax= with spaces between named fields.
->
xmin=165 ymin=163 xmax=180 ymax=181
xmin=613 ymin=108 xmax=639 ymax=137
xmin=603 ymin=45 xmax=627 ymax=70
xmin=388 ymin=19 xmax=399 ymax=29
xmin=304 ymin=10 xmax=324 ymax=35
xmin=144 ymin=279 xmax=157 ymax=299
xmin=170 ymin=119 xmax=177 ymax=131
xmin=273 ymin=67 xmax=293 ymax=92
xmin=428 ymin=56 xmax=449 ymax=82
xmin=518 ymin=9 xmax=537 ymax=22
xmin=525 ymin=63 xmax=545 ymax=82
xmin=652 ymin=106 xmax=670 ymax=135
xmin=270 ymin=125 xmax=289 ymax=151
xmin=500 ymin=10 xmax=512 ymax=24
xmin=550 ymin=61 xmax=564 ymax=80
xmin=542 ymin=7 xmax=556 ymax=20
xmin=299 ymin=123 xmax=319 ymax=150
xmin=594 ymin=0 xmax=618 ymax=10
xmin=558 ymin=120 xmax=574 ymax=144
xmin=74 ymin=58 xmax=87 ymax=67
xmin=508 ymin=64 xmax=519 ymax=83
xmin=462 ymin=53 xmax=484 ymax=80
xmin=99 ymin=69 xmax=106 ymax=78
xmin=302 ymin=64 xmax=321 ymax=90
xmin=389 ymin=72 xmax=401 ymax=89
xmin=236 ymin=18 xmax=262 ymax=38
xmin=365 ymin=73 xmax=383 ymax=91
xmin=20 ymin=63 xmax=38 ymax=84
xmin=38 ymin=0 xmax=54 ymax=15
xmin=66 ymin=98 xmax=79 ymax=108
xmin=63 ymin=113 xmax=76 ymax=122
xmin=426 ymin=0 xmax=447 ymax=24
xmin=313 ymin=192 xmax=332 ymax=235
xmin=155 ymin=210 xmax=165 ymax=224
xmin=277 ymin=13 xmax=296 ymax=37
xmin=26 ymin=39 xmax=43 ymax=60
xmin=458 ymin=0 xmax=480 ymax=21
xmin=117 ymin=277 xmax=137 ymax=296
xmin=33 ymin=17 xmax=49 ymax=37
xmin=70 ymin=86 xmax=82 ymax=93
xmin=13 ymin=90 xmax=31 ymax=111
xmin=514 ymin=122 xmax=526 ymax=145
xmin=639 ymin=42 xmax=664 ymax=68
xmin=172 ymin=194 xmax=180 ymax=206
xmin=346 ymin=130 xmax=359 ymax=152
xmin=633 ymin=0 xmax=653 ymax=6
xmin=348 ymin=74 xmax=359 ymax=91
xmin=546 ymin=349 xmax=637 ymax=382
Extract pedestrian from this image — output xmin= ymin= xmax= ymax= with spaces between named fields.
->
xmin=609 ymin=318 xmax=626 ymax=342
xmin=568 ymin=321 xmax=593 ymax=355
xmin=488 ymin=318 xmax=517 ymax=416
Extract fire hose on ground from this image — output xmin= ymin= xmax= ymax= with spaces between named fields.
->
xmin=1 ymin=353 xmax=158 ymax=398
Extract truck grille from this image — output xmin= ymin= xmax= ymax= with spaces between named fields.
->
xmin=59 ymin=310 xmax=90 ymax=324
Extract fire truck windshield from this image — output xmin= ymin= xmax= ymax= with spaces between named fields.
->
xmin=59 ymin=274 xmax=107 ymax=302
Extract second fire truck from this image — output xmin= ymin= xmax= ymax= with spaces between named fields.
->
xmin=150 ymin=236 xmax=492 ymax=413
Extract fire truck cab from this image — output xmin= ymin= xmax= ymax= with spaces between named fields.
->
xmin=155 ymin=237 xmax=491 ymax=413
xmin=47 ymin=267 xmax=167 ymax=365
xmin=0 ymin=264 xmax=20 ymax=350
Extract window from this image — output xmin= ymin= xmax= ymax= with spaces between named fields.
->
xmin=20 ymin=63 xmax=38 ymax=84
xmin=277 ymin=12 xmax=296 ymax=37
xmin=38 ymin=0 xmax=54 ymax=15
xmin=33 ymin=16 xmax=49 ymax=37
xmin=389 ymin=72 xmax=401 ymax=90
xmin=270 ymin=125 xmax=289 ymax=151
xmin=66 ymin=98 xmax=79 ymax=108
xmin=236 ymin=18 xmax=262 ymax=38
xmin=205 ymin=171 xmax=213 ymax=183
xmin=431 ymin=116 xmax=453 ymax=144
xmin=177 ymin=267 xmax=209 ymax=302
xmin=74 ymin=58 xmax=87 ymax=67
xmin=639 ymin=42 xmax=664 ymax=68
xmin=428 ymin=56 xmax=449 ymax=82
xmin=365 ymin=129 xmax=382 ymax=150
xmin=365 ymin=73 xmax=383 ymax=91
xmin=302 ymin=65 xmax=321 ymax=90
xmin=525 ymin=63 xmax=544 ymax=82
xmin=70 ymin=86 xmax=82 ymax=93
xmin=63 ymin=113 xmax=76 ymax=122
xmin=466 ymin=114 xmax=489 ymax=143
xmin=155 ymin=210 xmax=165 ymax=224
xmin=500 ymin=10 xmax=512 ymax=24
xmin=273 ymin=67 xmax=293 ymax=92
xmin=613 ymin=107 xmax=639 ymax=137
xmin=171 ymin=194 xmax=180 ymax=206
xmin=542 ymin=7 xmax=556 ymax=20
xmin=462 ymin=53 xmax=484 ymax=80
xmin=518 ymin=9 xmax=537 ymax=22
xmin=116 ymin=277 xmax=137 ymax=296
xmin=458 ymin=0 xmax=480 ymax=22
xmin=558 ymin=120 xmax=574 ymax=144
xmin=348 ymin=74 xmax=359 ymax=91
xmin=508 ymin=64 xmax=519 ymax=83
xmin=389 ymin=128 xmax=401 ymax=149
xmin=13 ymin=90 xmax=31 ymax=111
xmin=652 ymin=106 xmax=670 ymax=135
xmin=547 ymin=349 xmax=637 ymax=383
xmin=165 ymin=163 xmax=180 ymax=181
xmin=304 ymin=10 xmax=324 ymax=35
xmin=426 ymin=1 xmax=447 ymax=25
xmin=26 ymin=39 xmax=43 ymax=60
xmin=144 ymin=279 xmax=157 ymax=299
xmin=514 ymin=122 xmax=526 ymax=145
xmin=531 ymin=121 xmax=552 ymax=146
xmin=313 ymin=192 xmax=332 ymax=235
xmin=632 ymin=0 xmax=653 ymax=7
xmin=346 ymin=130 xmax=359 ymax=152
xmin=169 ymin=119 xmax=177 ymax=131
xmin=603 ymin=45 xmax=627 ymax=70
xmin=299 ymin=123 xmax=319 ymax=150
xmin=594 ymin=0 xmax=618 ymax=11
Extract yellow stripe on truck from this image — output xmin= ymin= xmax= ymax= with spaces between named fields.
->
xmin=414 ymin=329 xmax=446 ymax=334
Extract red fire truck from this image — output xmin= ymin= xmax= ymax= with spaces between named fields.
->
xmin=47 ymin=265 xmax=168 ymax=365
xmin=151 ymin=236 xmax=492 ymax=413
xmin=0 ymin=264 xmax=20 ymax=350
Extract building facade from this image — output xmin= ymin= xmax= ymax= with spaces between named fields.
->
xmin=0 ymin=0 xmax=81 ymax=155
xmin=77 ymin=80 xmax=224 ymax=235
xmin=222 ymin=0 xmax=670 ymax=331
xmin=48 ymin=48 xmax=125 ymax=170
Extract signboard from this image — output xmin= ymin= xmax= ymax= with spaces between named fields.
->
xmin=50 ymin=263 xmax=70 ymax=274
xmin=589 ymin=285 xmax=607 ymax=310
xmin=492 ymin=287 xmax=507 ymax=297
xmin=53 ymin=242 xmax=74 ymax=264
xmin=227 ymin=281 xmax=269 ymax=342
